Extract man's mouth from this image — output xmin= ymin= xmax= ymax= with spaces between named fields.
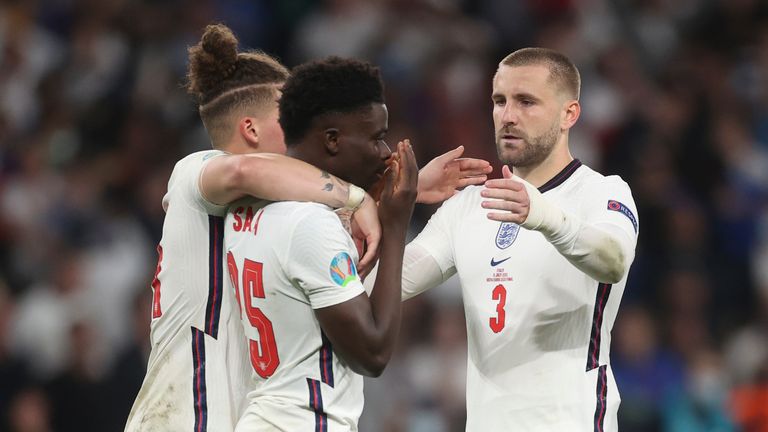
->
xmin=499 ymin=129 xmax=524 ymax=142
xmin=500 ymin=134 xmax=523 ymax=144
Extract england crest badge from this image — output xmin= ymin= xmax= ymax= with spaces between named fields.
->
xmin=495 ymin=222 xmax=520 ymax=249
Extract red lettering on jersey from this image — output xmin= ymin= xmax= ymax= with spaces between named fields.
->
xmin=243 ymin=207 xmax=255 ymax=232
xmin=226 ymin=251 xmax=243 ymax=318
xmin=252 ymin=209 xmax=264 ymax=236
xmin=490 ymin=284 xmax=507 ymax=333
xmin=228 ymin=253 xmax=281 ymax=377
xmin=232 ymin=207 xmax=244 ymax=231
xmin=151 ymin=245 xmax=163 ymax=318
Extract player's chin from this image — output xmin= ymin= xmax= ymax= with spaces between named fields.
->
xmin=496 ymin=148 xmax=517 ymax=163
xmin=364 ymin=173 xmax=384 ymax=198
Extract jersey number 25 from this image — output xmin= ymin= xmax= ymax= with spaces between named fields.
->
xmin=227 ymin=252 xmax=280 ymax=378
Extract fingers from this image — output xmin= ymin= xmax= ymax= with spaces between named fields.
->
xmin=485 ymin=211 xmax=527 ymax=224
xmin=457 ymin=158 xmax=493 ymax=175
xmin=436 ymin=145 xmax=465 ymax=162
xmin=358 ymin=264 xmax=373 ymax=280
xmin=457 ymin=175 xmax=488 ymax=188
xmin=381 ymin=158 xmax=399 ymax=200
xmin=502 ymin=164 xmax=513 ymax=179
xmin=483 ymin=178 xmax=525 ymax=191
xmin=481 ymin=199 xmax=528 ymax=214
xmin=356 ymin=224 xmax=380 ymax=273
xmin=357 ymin=244 xmax=378 ymax=276
xmin=480 ymin=186 xmax=524 ymax=200
xmin=397 ymin=139 xmax=418 ymax=187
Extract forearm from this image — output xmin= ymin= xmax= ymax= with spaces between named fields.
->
xmin=202 ymin=153 xmax=351 ymax=207
xmin=522 ymin=186 xmax=633 ymax=284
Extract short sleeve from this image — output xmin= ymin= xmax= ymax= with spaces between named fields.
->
xmin=285 ymin=208 xmax=366 ymax=309
xmin=583 ymin=176 xmax=639 ymax=240
xmin=165 ymin=150 xmax=228 ymax=216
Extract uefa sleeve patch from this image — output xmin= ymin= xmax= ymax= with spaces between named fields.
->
xmin=329 ymin=252 xmax=359 ymax=287
xmin=607 ymin=200 xmax=638 ymax=233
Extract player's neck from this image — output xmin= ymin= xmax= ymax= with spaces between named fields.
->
xmin=217 ymin=138 xmax=253 ymax=155
xmin=285 ymin=146 xmax=323 ymax=171
xmin=512 ymin=143 xmax=573 ymax=188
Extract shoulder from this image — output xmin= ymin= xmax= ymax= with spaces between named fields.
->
xmin=267 ymin=201 xmax=342 ymax=230
xmin=443 ymin=184 xmax=484 ymax=208
xmin=424 ymin=185 xmax=483 ymax=223
xmin=164 ymin=150 xmax=228 ymax=214
xmin=573 ymin=165 xmax=632 ymax=194
xmin=169 ymin=150 xmax=226 ymax=184
xmin=175 ymin=149 xmax=226 ymax=169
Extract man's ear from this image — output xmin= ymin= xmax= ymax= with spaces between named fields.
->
xmin=324 ymin=128 xmax=340 ymax=155
xmin=239 ymin=117 xmax=260 ymax=148
xmin=561 ymin=100 xmax=580 ymax=131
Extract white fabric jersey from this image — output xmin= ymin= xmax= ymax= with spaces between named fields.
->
xmin=410 ymin=160 xmax=638 ymax=432
xmin=126 ymin=150 xmax=251 ymax=431
xmin=225 ymin=200 xmax=366 ymax=432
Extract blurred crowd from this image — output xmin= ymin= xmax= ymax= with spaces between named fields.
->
xmin=0 ymin=0 xmax=767 ymax=431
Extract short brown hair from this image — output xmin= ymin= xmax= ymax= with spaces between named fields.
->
xmin=186 ymin=24 xmax=290 ymax=146
xmin=499 ymin=48 xmax=580 ymax=100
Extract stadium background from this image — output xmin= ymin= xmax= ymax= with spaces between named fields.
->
xmin=0 ymin=0 xmax=767 ymax=431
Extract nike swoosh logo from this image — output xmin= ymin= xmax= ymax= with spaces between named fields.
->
xmin=490 ymin=257 xmax=511 ymax=267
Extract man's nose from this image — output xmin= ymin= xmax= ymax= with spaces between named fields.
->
xmin=501 ymin=104 xmax=518 ymax=125
xmin=380 ymin=141 xmax=392 ymax=159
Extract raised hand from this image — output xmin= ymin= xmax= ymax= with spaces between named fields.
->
xmin=480 ymin=165 xmax=531 ymax=224
xmin=378 ymin=140 xmax=418 ymax=229
xmin=417 ymin=145 xmax=493 ymax=204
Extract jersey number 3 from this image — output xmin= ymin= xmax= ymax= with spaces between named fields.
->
xmin=227 ymin=252 xmax=280 ymax=378
xmin=489 ymin=284 xmax=507 ymax=333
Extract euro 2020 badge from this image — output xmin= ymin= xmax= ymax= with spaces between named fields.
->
xmin=495 ymin=222 xmax=520 ymax=249
xmin=330 ymin=252 xmax=359 ymax=287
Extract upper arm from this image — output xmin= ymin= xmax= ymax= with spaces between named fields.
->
xmin=199 ymin=153 xmax=263 ymax=206
xmin=169 ymin=151 xmax=228 ymax=215
xmin=581 ymin=177 xmax=639 ymax=275
xmin=285 ymin=209 xmax=365 ymax=309
xmin=584 ymin=177 xmax=639 ymax=240
xmin=313 ymin=292 xmax=377 ymax=373
xmin=410 ymin=192 xmax=462 ymax=275
xmin=284 ymin=210 xmax=384 ymax=373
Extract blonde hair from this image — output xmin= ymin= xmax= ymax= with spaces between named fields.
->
xmin=186 ymin=24 xmax=289 ymax=146
xmin=500 ymin=47 xmax=580 ymax=100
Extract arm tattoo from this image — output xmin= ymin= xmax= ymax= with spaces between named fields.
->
xmin=321 ymin=170 xmax=335 ymax=192
xmin=320 ymin=170 xmax=351 ymax=208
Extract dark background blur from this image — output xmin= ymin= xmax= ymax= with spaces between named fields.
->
xmin=1 ymin=0 xmax=767 ymax=431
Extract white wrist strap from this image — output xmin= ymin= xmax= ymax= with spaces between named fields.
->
xmin=344 ymin=185 xmax=366 ymax=212
xmin=517 ymin=179 xmax=566 ymax=235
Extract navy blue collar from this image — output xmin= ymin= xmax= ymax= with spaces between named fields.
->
xmin=537 ymin=159 xmax=582 ymax=193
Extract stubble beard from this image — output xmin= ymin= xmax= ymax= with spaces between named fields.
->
xmin=496 ymin=120 xmax=561 ymax=168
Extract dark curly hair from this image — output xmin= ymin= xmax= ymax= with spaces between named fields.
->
xmin=186 ymin=23 xmax=289 ymax=146
xmin=279 ymin=56 xmax=384 ymax=146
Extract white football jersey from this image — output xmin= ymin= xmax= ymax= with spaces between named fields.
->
xmin=410 ymin=160 xmax=638 ymax=432
xmin=224 ymin=200 xmax=366 ymax=432
xmin=126 ymin=150 xmax=251 ymax=431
